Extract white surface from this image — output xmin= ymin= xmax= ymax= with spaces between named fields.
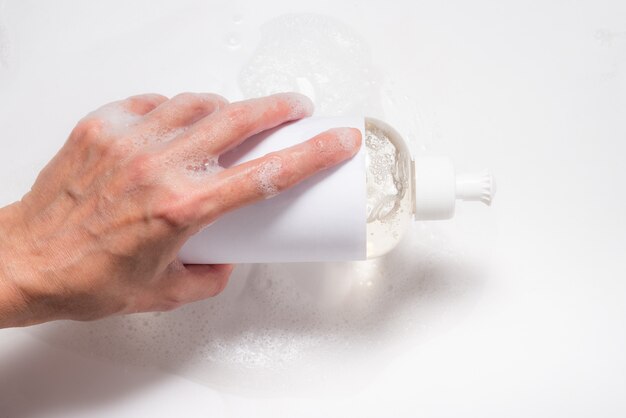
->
xmin=179 ymin=116 xmax=367 ymax=263
xmin=0 ymin=0 xmax=625 ymax=417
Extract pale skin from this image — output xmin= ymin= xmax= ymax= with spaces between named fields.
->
xmin=0 ymin=92 xmax=361 ymax=328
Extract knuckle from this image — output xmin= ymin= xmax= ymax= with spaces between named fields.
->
xmin=210 ymin=274 xmax=230 ymax=297
xmin=130 ymin=93 xmax=167 ymax=106
xmin=172 ymin=92 xmax=226 ymax=106
xmin=174 ymin=92 xmax=226 ymax=111
xmin=205 ymin=93 xmax=229 ymax=107
xmin=275 ymin=170 xmax=295 ymax=192
xmin=71 ymin=118 xmax=105 ymax=144
xmin=70 ymin=118 xmax=129 ymax=159
xmin=222 ymin=104 xmax=250 ymax=130
xmin=267 ymin=155 xmax=296 ymax=192
xmin=153 ymin=187 xmax=195 ymax=229
xmin=158 ymin=285 xmax=192 ymax=311
xmin=157 ymin=297 xmax=183 ymax=312
xmin=173 ymin=92 xmax=200 ymax=104
xmin=159 ymin=201 xmax=193 ymax=229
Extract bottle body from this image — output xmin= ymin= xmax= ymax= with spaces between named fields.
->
xmin=178 ymin=116 xmax=494 ymax=263
xmin=179 ymin=116 xmax=368 ymax=264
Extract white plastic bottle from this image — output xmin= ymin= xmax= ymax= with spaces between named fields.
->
xmin=178 ymin=116 xmax=495 ymax=264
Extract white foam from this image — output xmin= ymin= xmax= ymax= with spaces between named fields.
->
xmin=365 ymin=123 xmax=406 ymax=223
xmin=254 ymin=157 xmax=282 ymax=197
xmin=26 ymin=229 xmax=482 ymax=397
xmin=84 ymin=102 xmax=141 ymax=138
xmin=183 ymin=156 xmax=222 ymax=177
xmin=83 ymin=102 xmax=202 ymax=150
xmin=238 ymin=14 xmax=382 ymax=117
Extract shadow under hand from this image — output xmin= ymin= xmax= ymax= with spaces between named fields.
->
xmin=28 ymin=223 xmax=486 ymax=397
xmin=0 ymin=333 xmax=165 ymax=418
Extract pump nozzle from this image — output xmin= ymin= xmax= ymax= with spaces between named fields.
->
xmin=413 ymin=157 xmax=496 ymax=220
xmin=456 ymin=169 xmax=496 ymax=206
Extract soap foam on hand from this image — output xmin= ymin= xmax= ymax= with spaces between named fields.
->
xmin=184 ymin=157 xmax=222 ymax=175
xmin=83 ymin=102 xmax=142 ymax=139
xmin=82 ymin=100 xmax=187 ymax=147
xmin=82 ymin=96 xmax=226 ymax=178
xmin=254 ymin=156 xmax=282 ymax=198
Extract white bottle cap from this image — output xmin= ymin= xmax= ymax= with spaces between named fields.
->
xmin=413 ymin=157 xmax=496 ymax=220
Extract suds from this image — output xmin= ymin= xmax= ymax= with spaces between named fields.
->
xmin=238 ymin=14 xmax=382 ymax=117
xmin=84 ymin=102 xmax=222 ymax=177
xmin=254 ymin=157 xmax=282 ymax=197
xmin=185 ymin=157 xmax=220 ymax=174
xmin=84 ymin=102 xmax=142 ymax=138
xmin=29 ymin=228 xmax=482 ymax=396
xmin=365 ymin=122 xmax=408 ymax=223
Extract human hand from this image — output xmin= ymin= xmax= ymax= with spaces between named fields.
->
xmin=0 ymin=92 xmax=361 ymax=328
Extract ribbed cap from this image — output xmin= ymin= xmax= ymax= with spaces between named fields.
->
xmin=414 ymin=157 xmax=496 ymax=220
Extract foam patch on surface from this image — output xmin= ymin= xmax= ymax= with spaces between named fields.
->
xmin=28 ymin=226 xmax=485 ymax=397
xmin=239 ymin=14 xmax=383 ymax=117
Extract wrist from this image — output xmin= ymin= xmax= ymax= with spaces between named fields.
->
xmin=0 ymin=201 xmax=38 ymax=327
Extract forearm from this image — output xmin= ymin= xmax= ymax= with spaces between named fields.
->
xmin=0 ymin=270 xmax=31 ymax=328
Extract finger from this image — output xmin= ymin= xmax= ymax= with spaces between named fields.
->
xmin=141 ymin=92 xmax=228 ymax=131
xmin=162 ymin=92 xmax=314 ymax=161
xmin=159 ymin=264 xmax=234 ymax=309
xmin=195 ymin=127 xmax=361 ymax=226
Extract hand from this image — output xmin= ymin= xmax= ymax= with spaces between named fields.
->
xmin=0 ymin=92 xmax=361 ymax=328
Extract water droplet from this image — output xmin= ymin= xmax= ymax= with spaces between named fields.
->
xmin=225 ymin=33 xmax=241 ymax=50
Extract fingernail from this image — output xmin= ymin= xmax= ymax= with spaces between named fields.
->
xmin=279 ymin=92 xmax=315 ymax=118
xmin=330 ymin=127 xmax=362 ymax=154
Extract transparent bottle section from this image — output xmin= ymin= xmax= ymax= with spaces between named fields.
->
xmin=365 ymin=118 xmax=414 ymax=258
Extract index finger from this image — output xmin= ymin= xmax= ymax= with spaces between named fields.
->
xmin=193 ymin=127 xmax=362 ymax=227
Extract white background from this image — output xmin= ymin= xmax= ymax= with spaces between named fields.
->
xmin=0 ymin=0 xmax=625 ymax=417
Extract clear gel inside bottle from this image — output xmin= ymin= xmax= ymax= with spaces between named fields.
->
xmin=364 ymin=118 xmax=495 ymax=258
